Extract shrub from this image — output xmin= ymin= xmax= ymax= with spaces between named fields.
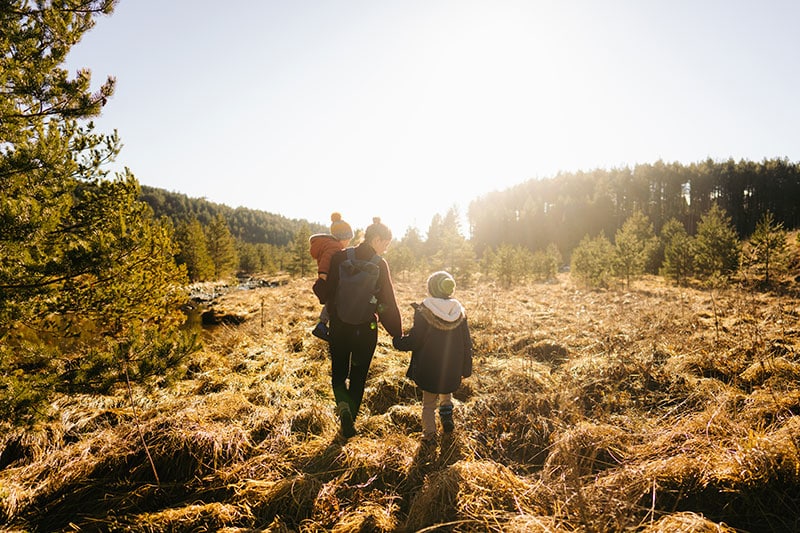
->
xmin=531 ymin=243 xmax=562 ymax=282
xmin=570 ymin=232 xmax=616 ymax=288
xmin=490 ymin=244 xmax=532 ymax=288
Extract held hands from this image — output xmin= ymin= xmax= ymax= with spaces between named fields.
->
xmin=392 ymin=335 xmax=406 ymax=350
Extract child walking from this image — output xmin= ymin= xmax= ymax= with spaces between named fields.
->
xmin=393 ymin=271 xmax=473 ymax=442
xmin=309 ymin=212 xmax=353 ymax=340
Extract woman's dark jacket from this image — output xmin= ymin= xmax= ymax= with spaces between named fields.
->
xmin=320 ymin=242 xmax=402 ymax=338
xmin=393 ymin=298 xmax=473 ymax=394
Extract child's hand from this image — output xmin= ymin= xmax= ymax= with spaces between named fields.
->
xmin=312 ymin=277 xmax=327 ymax=303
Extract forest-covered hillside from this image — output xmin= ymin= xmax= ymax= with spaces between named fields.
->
xmin=140 ymin=185 xmax=326 ymax=247
xmin=468 ymin=158 xmax=800 ymax=256
xmin=142 ymin=156 xmax=800 ymax=265
xmin=149 ymin=156 xmax=800 ymax=268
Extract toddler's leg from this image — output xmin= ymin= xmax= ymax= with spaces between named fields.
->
xmin=438 ymin=394 xmax=454 ymax=433
xmin=421 ymin=390 xmax=438 ymax=440
xmin=312 ymin=304 xmax=330 ymax=341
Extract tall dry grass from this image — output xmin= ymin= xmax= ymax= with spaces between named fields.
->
xmin=2 ymin=271 xmax=800 ymax=532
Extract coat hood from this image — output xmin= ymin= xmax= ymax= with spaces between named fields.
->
xmin=417 ymin=297 xmax=465 ymax=330
xmin=309 ymin=233 xmax=339 ymax=261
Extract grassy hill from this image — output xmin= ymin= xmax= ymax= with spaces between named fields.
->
xmin=2 ymin=274 xmax=800 ymax=532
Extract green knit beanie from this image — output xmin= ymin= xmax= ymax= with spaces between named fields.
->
xmin=427 ymin=271 xmax=456 ymax=298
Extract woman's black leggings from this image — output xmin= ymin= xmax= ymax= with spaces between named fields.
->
xmin=328 ymin=319 xmax=378 ymax=419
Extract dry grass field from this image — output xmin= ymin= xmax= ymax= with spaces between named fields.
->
xmin=2 ymin=271 xmax=800 ymax=532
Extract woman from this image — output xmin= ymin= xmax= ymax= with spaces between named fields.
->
xmin=323 ymin=217 xmax=402 ymax=439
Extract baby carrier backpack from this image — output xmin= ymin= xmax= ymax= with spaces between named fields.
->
xmin=335 ymin=248 xmax=381 ymax=325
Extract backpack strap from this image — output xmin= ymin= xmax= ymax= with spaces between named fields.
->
xmin=347 ymin=247 xmax=380 ymax=265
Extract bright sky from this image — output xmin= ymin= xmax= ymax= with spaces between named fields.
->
xmin=65 ymin=0 xmax=800 ymax=238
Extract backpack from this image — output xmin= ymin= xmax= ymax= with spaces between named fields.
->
xmin=335 ymin=247 xmax=381 ymax=325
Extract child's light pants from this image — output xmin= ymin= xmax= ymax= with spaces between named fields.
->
xmin=422 ymin=390 xmax=453 ymax=437
xmin=318 ymin=303 xmax=330 ymax=323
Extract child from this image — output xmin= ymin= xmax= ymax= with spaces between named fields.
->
xmin=393 ymin=271 xmax=473 ymax=442
xmin=309 ymin=212 xmax=353 ymax=340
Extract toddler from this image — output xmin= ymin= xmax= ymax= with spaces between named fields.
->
xmin=393 ymin=271 xmax=473 ymax=441
xmin=309 ymin=212 xmax=353 ymax=340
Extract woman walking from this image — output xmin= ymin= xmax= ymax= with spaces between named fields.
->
xmin=322 ymin=217 xmax=402 ymax=439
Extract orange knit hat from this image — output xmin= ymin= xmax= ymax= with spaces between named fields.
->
xmin=330 ymin=212 xmax=353 ymax=241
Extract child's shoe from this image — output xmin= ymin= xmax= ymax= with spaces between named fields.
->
xmin=312 ymin=322 xmax=329 ymax=341
xmin=439 ymin=405 xmax=455 ymax=433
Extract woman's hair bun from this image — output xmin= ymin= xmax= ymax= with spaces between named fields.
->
xmin=331 ymin=212 xmax=342 ymax=222
xmin=365 ymin=216 xmax=391 ymax=242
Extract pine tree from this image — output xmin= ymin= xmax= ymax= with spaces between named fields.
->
xmin=425 ymin=213 xmax=446 ymax=259
xmin=427 ymin=207 xmax=476 ymax=284
xmin=258 ymin=243 xmax=280 ymax=274
xmin=491 ymin=244 xmax=531 ymax=288
xmin=614 ymin=210 xmax=658 ymax=288
xmin=530 ymin=243 xmax=562 ymax=282
xmin=570 ymin=232 xmax=616 ymax=288
xmin=400 ymin=227 xmax=425 ymax=259
xmin=660 ymin=218 xmax=694 ymax=286
xmin=693 ymin=204 xmax=740 ymax=280
xmin=175 ymin=217 xmax=214 ymax=281
xmin=1 ymin=2 xmax=191 ymax=424
xmin=746 ymin=210 xmax=788 ymax=285
xmin=287 ymin=223 xmax=314 ymax=277
xmin=384 ymin=226 xmax=426 ymax=279
xmin=205 ymin=214 xmax=239 ymax=279
xmin=385 ymin=243 xmax=417 ymax=281
xmin=237 ymin=241 xmax=262 ymax=275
